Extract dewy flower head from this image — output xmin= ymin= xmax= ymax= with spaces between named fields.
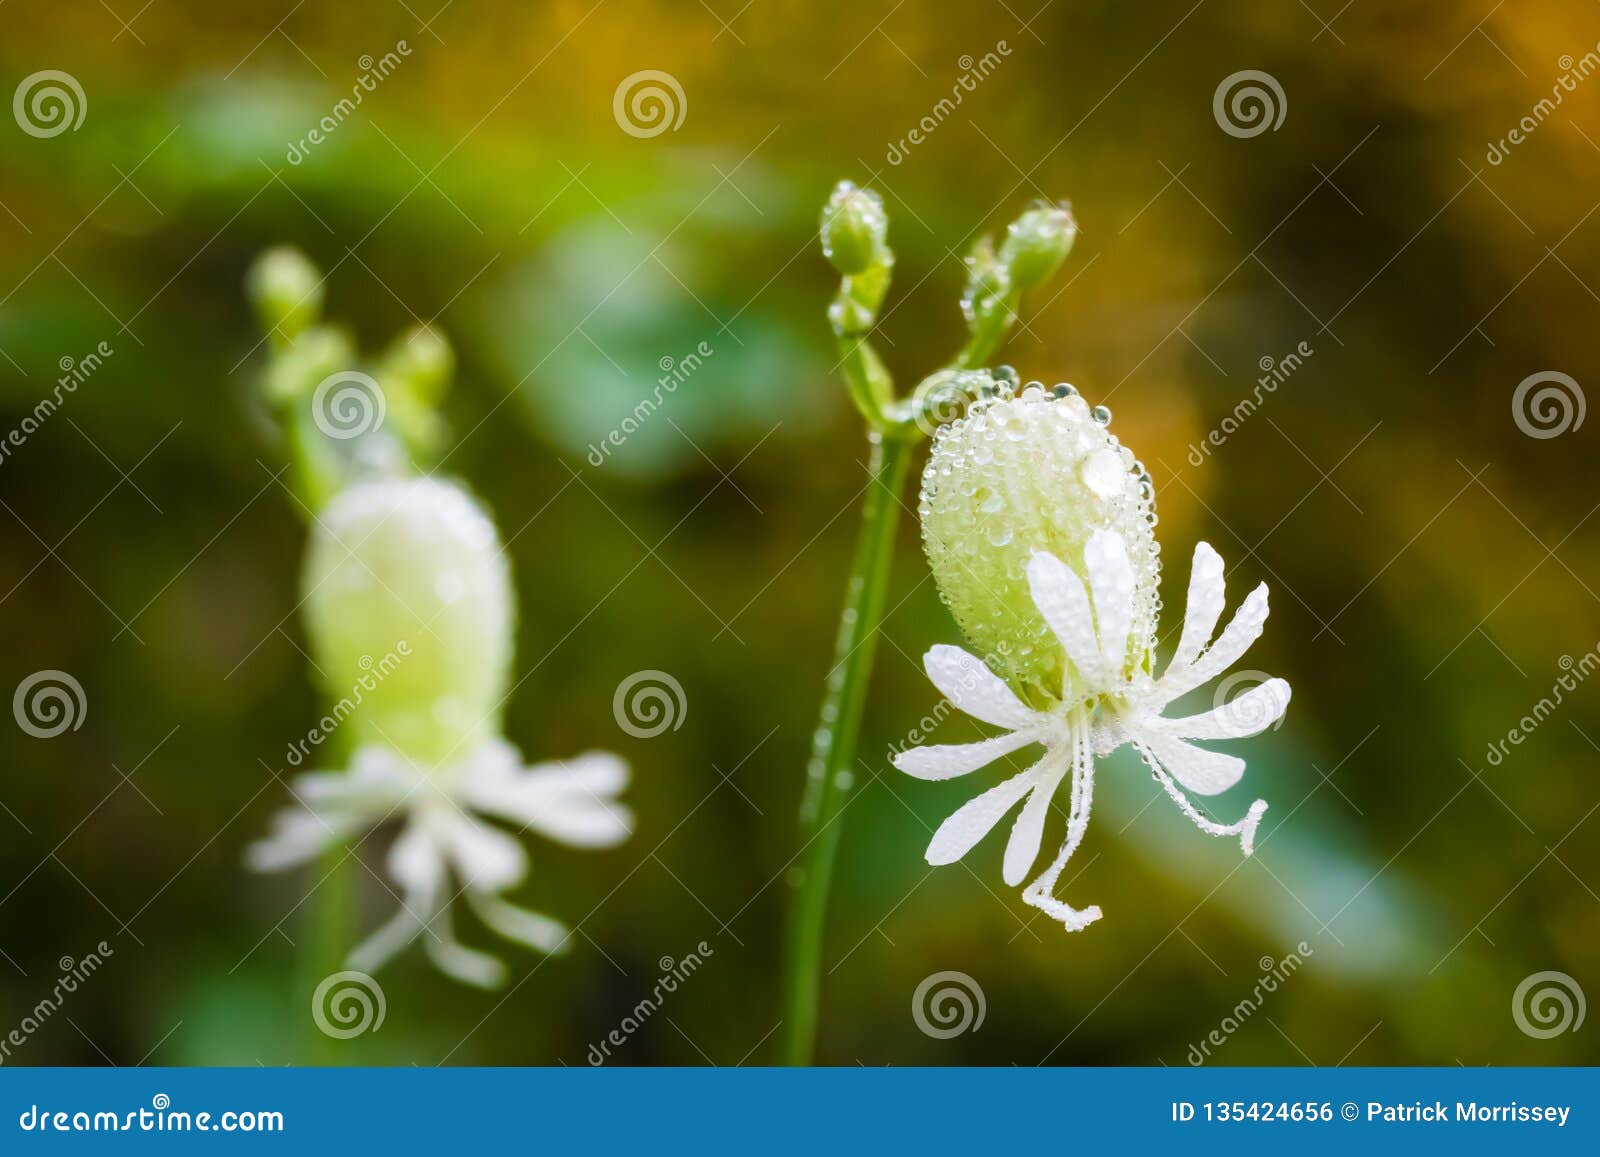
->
xmin=250 ymin=475 xmax=632 ymax=986
xmin=919 ymin=379 xmax=1160 ymax=706
xmin=897 ymin=382 xmax=1289 ymax=931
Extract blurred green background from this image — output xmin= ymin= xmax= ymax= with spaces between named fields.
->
xmin=1 ymin=0 xmax=1597 ymax=1066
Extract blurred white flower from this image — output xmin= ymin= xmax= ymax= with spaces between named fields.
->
xmin=249 ymin=739 xmax=630 ymax=987
xmin=247 ymin=476 xmax=632 ymax=986
xmin=893 ymin=529 xmax=1289 ymax=932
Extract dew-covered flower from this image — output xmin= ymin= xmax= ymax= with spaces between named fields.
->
xmin=248 ymin=476 xmax=632 ymax=986
xmin=893 ymin=383 xmax=1289 ymax=931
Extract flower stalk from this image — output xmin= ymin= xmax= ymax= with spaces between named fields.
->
xmin=778 ymin=183 xmax=1074 ymax=1064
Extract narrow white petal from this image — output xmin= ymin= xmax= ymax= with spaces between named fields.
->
xmin=388 ymin=821 xmax=444 ymax=893
xmin=1150 ymin=678 xmax=1291 ymax=740
xmin=245 ymin=809 xmax=365 ymax=873
xmin=438 ymin=812 xmax=528 ymax=891
xmin=1159 ymin=583 xmax=1271 ymax=701
xmin=467 ymin=891 xmax=572 ymax=955
xmin=517 ymin=796 xmax=634 ymax=848
xmin=422 ymin=904 xmax=507 ymax=989
xmin=1002 ymin=751 xmax=1070 ymax=886
xmin=347 ymin=831 xmax=443 ymax=975
xmin=1026 ymin=551 xmax=1104 ymax=686
xmin=922 ymin=644 xmax=1037 ymax=730
xmin=1135 ymin=740 xmax=1267 ymax=855
xmin=1167 ymin=541 xmax=1226 ymax=680
xmin=347 ymin=904 xmax=427 ymax=975
xmin=891 ymin=728 xmax=1041 ymax=781
xmin=925 ymin=767 xmax=1039 ymax=866
xmin=517 ymin=751 xmax=631 ymax=798
xmin=1084 ymin=529 xmax=1136 ymax=679
xmin=1021 ymin=722 xmax=1103 ymax=931
xmin=1142 ymin=732 xmax=1245 ymax=796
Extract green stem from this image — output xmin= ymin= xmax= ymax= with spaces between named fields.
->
xmin=299 ymin=847 xmax=355 ymax=1064
xmin=778 ymin=432 xmax=914 ymax=1065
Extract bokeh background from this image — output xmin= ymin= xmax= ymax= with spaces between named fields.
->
xmin=1 ymin=0 xmax=1597 ymax=1066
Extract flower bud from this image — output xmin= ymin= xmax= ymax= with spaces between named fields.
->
xmin=247 ymin=247 xmax=324 ymax=343
xmin=998 ymin=202 xmax=1076 ymax=290
xmin=302 ymin=477 xmax=513 ymax=765
xmin=379 ymin=326 xmax=455 ymax=406
xmin=819 ymin=181 xmax=888 ymax=275
xmin=918 ymin=383 xmax=1159 ymax=702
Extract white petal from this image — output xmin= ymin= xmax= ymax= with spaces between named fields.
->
xmin=1084 ymin=529 xmax=1136 ymax=679
xmin=462 ymin=748 xmax=632 ymax=848
xmin=422 ymin=904 xmax=507 ymax=988
xmin=1021 ymin=722 xmax=1103 ymax=931
xmin=517 ymin=795 xmax=634 ymax=848
xmin=388 ymin=821 xmax=444 ymax=893
xmin=518 ymin=751 xmax=631 ymax=799
xmin=1151 ymin=678 xmax=1291 ymax=740
xmin=925 ymin=767 xmax=1038 ymax=866
xmin=1142 ymin=732 xmax=1245 ymax=796
xmin=467 ymin=891 xmax=571 ymax=955
xmin=1159 ymin=583 xmax=1271 ymax=701
xmin=347 ymin=904 xmax=426 ymax=975
xmin=245 ymin=809 xmax=364 ymax=872
xmin=1002 ymin=752 xmax=1070 ymax=886
xmin=437 ymin=812 xmax=528 ymax=890
xmin=347 ymin=830 xmax=443 ymax=975
xmin=1167 ymin=541 xmax=1226 ymax=679
xmin=891 ymin=728 xmax=1041 ymax=781
xmin=1026 ymin=551 xmax=1104 ymax=686
xmin=1135 ymin=739 xmax=1267 ymax=855
xmin=922 ymin=644 xmax=1036 ymax=730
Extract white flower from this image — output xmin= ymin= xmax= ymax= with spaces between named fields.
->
xmin=249 ymin=739 xmax=632 ymax=987
xmin=891 ymin=528 xmax=1289 ymax=932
